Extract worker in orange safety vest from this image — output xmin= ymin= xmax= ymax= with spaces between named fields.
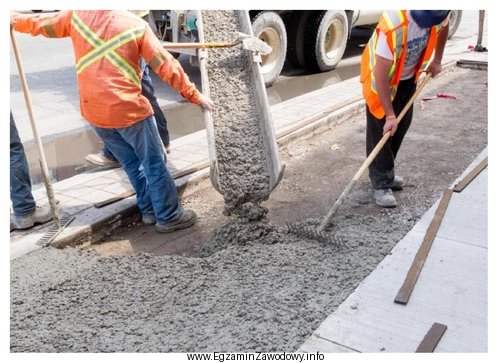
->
xmin=11 ymin=10 xmax=214 ymax=233
xmin=360 ymin=10 xmax=449 ymax=208
xmin=85 ymin=10 xmax=174 ymax=168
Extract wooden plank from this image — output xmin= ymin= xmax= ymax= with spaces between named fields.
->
xmin=93 ymin=160 xmax=210 ymax=208
xmin=394 ymin=189 xmax=453 ymax=304
xmin=94 ymin=190 xmax=136 ymax=209
xmin=456 ymin=59 xmax=488 ymax=70
xmin=416 ymin=323 xmax=448 ymax=352
xmin=453 ymin=157 xmax=488 ymax=193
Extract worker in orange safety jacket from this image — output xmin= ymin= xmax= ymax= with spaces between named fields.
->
xmin=85 ymin=10 xmax=173 ymax=167
xmin=11 ymin=10 xmax=214 ymax=233
xmin=360 ymin=10 xmax=449 ymax=208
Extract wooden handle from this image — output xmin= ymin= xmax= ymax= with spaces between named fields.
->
xmin=11 ymin=30 xmax=61 ymax=225
xmin=319 ymin=73 xmax=432 ymax=231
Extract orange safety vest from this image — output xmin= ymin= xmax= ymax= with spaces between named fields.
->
xmin=14 ymin=10 xmax=202 ymax=128
xmin=360 ymin=10 xmax=444 ymax=119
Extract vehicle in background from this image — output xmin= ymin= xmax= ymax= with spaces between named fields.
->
xmin=151 ymin=10 xmax=463 ymax=87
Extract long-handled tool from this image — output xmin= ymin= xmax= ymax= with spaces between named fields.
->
xmin=163 ymin=31 xmax=273 ymax=55
xmin=288 ymin=72 xmax=433 ymax=244
xmin=11 ymin=30 xmax=74 ymax=246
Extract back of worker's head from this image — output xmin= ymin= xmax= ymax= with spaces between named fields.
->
xmin=411 ymin=10 xmax=451 ymax=28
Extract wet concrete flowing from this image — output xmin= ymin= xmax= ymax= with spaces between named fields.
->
xmin=10 ymin=63 xmax=488 ymax=351
xmin=201 ymin=11 xmax=272 ymax=215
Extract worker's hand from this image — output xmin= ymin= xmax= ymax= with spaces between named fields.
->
xmin=383 ymin=115 xmax=398 ymax=136
xmin=427 ymin=59 xmax=443 ymax=77
xmin=198 ymin=95 xmax=214 ymax=112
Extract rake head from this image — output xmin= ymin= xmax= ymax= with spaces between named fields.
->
xmin=286 ymin=223 xmax=346 ymax=247
xmin=38 ymin=213 xmax=75 ymax=247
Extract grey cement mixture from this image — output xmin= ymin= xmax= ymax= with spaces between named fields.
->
xmin=201 ymin=11 xmax=271 ymax=215
xmin=10 ymin=53 xmax=487 ymax=352
xmin=11 ymin=213 xmax=408 ymax=352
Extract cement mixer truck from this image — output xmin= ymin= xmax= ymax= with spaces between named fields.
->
xmin=150 ymin=10 xmax=463 ymax=87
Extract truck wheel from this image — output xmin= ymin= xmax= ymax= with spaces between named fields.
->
xmin=303 ymin=10 xmax=348 ymax=72
xmin=251 ymin=11 xmax=287 ymax=87
xmin=285 ymin=11 xmax=312 ymax=68
xmin=447 ymin=10 xmax=463 ymax=39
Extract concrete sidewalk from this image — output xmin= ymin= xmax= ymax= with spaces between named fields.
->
xmin=299 ymin=148 xmax=488 ymax=352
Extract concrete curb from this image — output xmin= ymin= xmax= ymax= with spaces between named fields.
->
xmin=27 ymin=61 xmax=461 ymax=251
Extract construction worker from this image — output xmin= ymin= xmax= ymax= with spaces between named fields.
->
xmin=11 ymin=10 xmax=214 ymax=233
xmin=10 ymin=112 xmax=52 ymax=230
xmin=361 ymin=10 xmax=450 ymax=207
xmin=85 ymin=10 xmax=172 ymax=167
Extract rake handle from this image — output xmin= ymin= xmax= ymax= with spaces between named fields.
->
xmin=318 ymin=73 xmax=432 ymax=231
xmin=11 ymin=30 xmax=61 ymax=227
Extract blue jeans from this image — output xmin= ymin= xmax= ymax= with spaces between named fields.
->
xmin=10 ymin=112 xmax=36 ymax=217
xmin=92 ymin=116 xmax=182 ymax=224
xmin=101 ymin=60 xmax=170 ymax=161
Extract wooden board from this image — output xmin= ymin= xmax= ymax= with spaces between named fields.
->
xmin=453 ymin=156 xmax=488 ymax=193
xmin=394 ymin=188 xmax=454 ymax=304
xmin=416 ymin=323 xmax=448 ymax=352
xmin=93 ymin=160 xmax=210 ymax=208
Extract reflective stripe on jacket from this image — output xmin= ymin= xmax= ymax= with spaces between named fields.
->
xmin=14 ymin=10 xmax=202 ymax=128
xmin=360 ymin=10 xmax=444 ymax=119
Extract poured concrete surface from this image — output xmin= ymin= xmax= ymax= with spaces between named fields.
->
xmin=300 ymin=150 xmax=488 ymax=352
xmin=10 ymin=67 xmax=488 ymax=352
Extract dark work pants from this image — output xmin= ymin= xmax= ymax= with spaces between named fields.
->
xmin=366 ymin=77 xmax=417 ymax=189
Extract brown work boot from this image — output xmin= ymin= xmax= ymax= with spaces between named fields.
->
xmin=155 ymin=210 xmax=197 ymax=233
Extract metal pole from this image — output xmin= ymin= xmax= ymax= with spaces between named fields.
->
xmin=11 ymin=30 xmax=61 ymax=227
xmin=474 ymin=10 xmax=487 ymax=52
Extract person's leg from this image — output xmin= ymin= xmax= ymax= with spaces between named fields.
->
xmin=140 ymin=59 xmax=170 ymax=148
xmin=10 ymin=113 xmax=52 ymax=228
xmin=100 ymin=145 xmax=117 ymax=161
xmin=390 ymin=78 xmax=417 ymax=159
xmin=118 ymin=116 xmax=182 ymax=224
xmin=366 ymin=107 xmax=395 ymax=190
xmin=10 ymin=112 xmax=35 ymax=216
xmin=91 ymin=125 xmax=154 ymax=218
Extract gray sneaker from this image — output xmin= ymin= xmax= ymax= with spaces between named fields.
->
xmin=13 ymin=205 xmax=52 ymax=230
xmin=392 ymin=175 xmax=405 ymax=191
xmin=85 ymin=152 xmax=120 ymax=168
xmin=155 ymin=210 xmax=197 ymax=233
xmin=374 ymin=188 xmax=397 ymax=208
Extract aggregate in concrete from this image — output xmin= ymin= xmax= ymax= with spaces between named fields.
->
xmin=201 ymin=11 xmax=271 ymax=214
xmin=10 ymin=64 xmax=488 ymax=353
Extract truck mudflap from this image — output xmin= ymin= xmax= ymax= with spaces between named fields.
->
xmin=197 ymin=10 xmax=285 ymax=206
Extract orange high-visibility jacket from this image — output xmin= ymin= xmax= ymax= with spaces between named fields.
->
xmin=360 ymin=10 xmax=445 ymax=119
xmin=14 ymin=10 xmax=203 ymax=128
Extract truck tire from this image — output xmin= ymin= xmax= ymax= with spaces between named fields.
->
xmin=251 ymin=11 xmax=287 ymax=87
xmin=303 ymin=10 xmax=349 ymax=72
xmin=285 ymin=11 xmax=312 ymax=68
xmin=447 ymin=10 xmax=463 ymax=39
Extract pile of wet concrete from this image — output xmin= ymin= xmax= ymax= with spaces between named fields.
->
xmin=11 ymin=211 xmax=410 ymax=352
xmin=9 ymin=17 xmax=488 ymax=353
